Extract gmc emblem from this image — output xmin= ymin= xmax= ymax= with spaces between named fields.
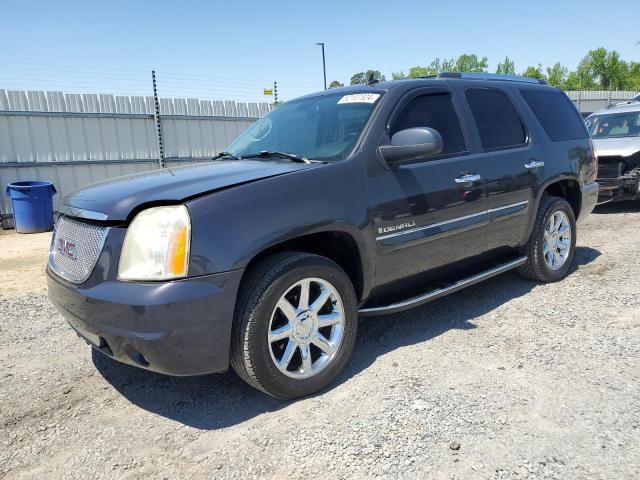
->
xmin=56 ymin=238 xmax=77 ymax=260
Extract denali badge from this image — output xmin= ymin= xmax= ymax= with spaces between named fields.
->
xmin=378 ymin=221 xmax=416 ymax=235
xmin=56 ymin=238 xmax=77 ymax=260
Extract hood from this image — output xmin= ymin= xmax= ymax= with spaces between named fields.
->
xmin=592 ymin=137 xmax=640 ymax=158
xmin=62 ymin=160 xmax=316 ymax=221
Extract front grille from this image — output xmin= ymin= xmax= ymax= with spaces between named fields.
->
xmin=49 ymin=215 xmax=109 ymax=284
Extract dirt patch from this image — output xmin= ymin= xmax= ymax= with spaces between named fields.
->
xmin=0 ymin=230 xmax=51 ymax=295
xmin=0 ymin=204 xmax=639 ymax=479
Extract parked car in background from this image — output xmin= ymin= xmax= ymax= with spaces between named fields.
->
xmin=586 ymin=102 xmax=640 ymax=203
xmin=47 ymin=73 xmax=598 ymax=399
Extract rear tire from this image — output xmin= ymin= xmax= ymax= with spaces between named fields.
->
xmin=518 ymin=196 xmax=576 ymax=282
xmin=230 ymin=252 xmax=358 ymax=399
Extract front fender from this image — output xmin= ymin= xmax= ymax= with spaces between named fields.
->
xmin=185 ymin=160 xmax=373 ymax=294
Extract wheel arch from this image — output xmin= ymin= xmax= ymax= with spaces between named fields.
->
xmin=524 ymin=175 xmax=582 ymax=242
xmin=239 ymin=229 xmax=368 ymax=304
xmin=539 ymin=177 xmax=581 ymax=220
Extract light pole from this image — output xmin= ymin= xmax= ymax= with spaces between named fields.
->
xmin=316 ymin=42 xmax=327 ymax=90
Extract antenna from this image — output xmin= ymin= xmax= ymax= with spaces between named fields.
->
xmin=367 ymin=73 xmax=379 ymax=86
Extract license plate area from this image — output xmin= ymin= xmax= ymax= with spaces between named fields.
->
xmin=68 ymin=320 xmax=102 ymax=347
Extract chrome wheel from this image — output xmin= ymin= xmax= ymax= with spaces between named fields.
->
xmin=268 ymin=277 xmax=345 ymax=379
xmin=543 ymin=211 xmax=572 ymax=270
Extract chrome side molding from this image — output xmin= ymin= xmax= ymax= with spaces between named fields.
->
xmin=358 ymin=256 xmax=528 ymax=316
xmin=376 ymin=201 xmax=529 ymax=242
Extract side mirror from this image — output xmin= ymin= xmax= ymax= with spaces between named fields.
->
xmin=378 ymin=127 xmax=443 ymax=167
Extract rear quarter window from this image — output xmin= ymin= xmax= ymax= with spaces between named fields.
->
xmin=520 ymin=88 xmax=588 ymax=142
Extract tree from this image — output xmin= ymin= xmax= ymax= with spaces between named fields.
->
xmin=626 ymin=62 xmax=640 ymax=90
xmin=391 ymin=72 xmax=407 ymax=80
xmin=328 ymin=80 xmax=344 ymax=88
xmin=546 ymin=62 xmax=568 ymax=88
xmin=522 ymin=64 xmax=546 ymax=81
xmin=496 ymin=56 xmax=516 ymax=75
xmin=407 ymin=65 xmax=435 ymax=78
xmin=350 ymin=70 xmax=386 ymax=85
xmin=454 ymin=54 xmax=488 ymax=72
xmin=577 ymin=47 xmax=629 ymax=90
xmin=563 ymin=71 xmax=584 ymax=90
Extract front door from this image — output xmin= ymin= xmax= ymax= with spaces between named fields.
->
xmin=367 ymin=89 xmax=488 ymax=290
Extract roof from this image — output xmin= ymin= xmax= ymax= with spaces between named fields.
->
xmin=294 ymin=72 xmax=550 ymax=102
xmin=590 ymin=101 xmax=640 ymax=116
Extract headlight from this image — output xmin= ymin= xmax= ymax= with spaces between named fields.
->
xmin=118 ymin=205 xmax=191 ymax=281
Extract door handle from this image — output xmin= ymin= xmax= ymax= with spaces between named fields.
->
xmin=524 ymin=160 xmax=545 ymax=169
xmin=454 ymin=173 xmax=482 ymax=184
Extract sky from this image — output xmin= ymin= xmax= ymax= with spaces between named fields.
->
xmin=0 ymin=0 xmax=638 ymax=103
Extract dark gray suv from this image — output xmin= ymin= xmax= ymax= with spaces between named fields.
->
xmin=48 ymin=73 xmax=598 ymax=398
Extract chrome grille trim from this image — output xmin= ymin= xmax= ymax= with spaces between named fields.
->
xmin=49 ymin=216 xmax=109 ymax=284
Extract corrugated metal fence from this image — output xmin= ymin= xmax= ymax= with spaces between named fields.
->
xmin=0 ymin=89 xmax=271 ymax=222
xmin=566 ymin=90 xmax=638 ymax=115
xmin=2 ymin=88 xmax=638 ymax=224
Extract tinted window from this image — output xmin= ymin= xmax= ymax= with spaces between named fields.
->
xmin=392 ymin=93 xmax=466 ymax=155
xmin=465 ymin=88 xmax=526 ymax=149
xmin=521 ymin=89 xmax=588 ymax=141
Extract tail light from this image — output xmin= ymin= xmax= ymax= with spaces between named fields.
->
xmin=588 ymin=138 xmax=598 ymax=183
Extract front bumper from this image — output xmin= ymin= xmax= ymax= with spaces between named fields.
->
xmin=579 ymin=181 xmax=598 ymax=222
xmin=47 ymin=268 xmax=244 ymax=376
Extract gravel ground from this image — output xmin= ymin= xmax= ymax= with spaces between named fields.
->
xmin=1 ymin=203 xmax=639 ymax=479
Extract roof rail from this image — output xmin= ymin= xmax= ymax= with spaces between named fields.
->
xmin=437 ymin=72 xmax=547 ymax=85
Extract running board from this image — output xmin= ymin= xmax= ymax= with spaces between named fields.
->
xmin=358 ymin=256 xmax=528 ymax=317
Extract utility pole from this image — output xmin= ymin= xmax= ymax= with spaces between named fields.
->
xmin=151 ymin=70 xmax=165 ymax=168
xmin=316 ymin=42 xmax=327 ymax=90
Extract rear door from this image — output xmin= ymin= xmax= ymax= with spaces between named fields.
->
xmin=456 ymin=85 xmax=537 ymax=250
xmin=367 ymin=87 xmax=488 ymax=289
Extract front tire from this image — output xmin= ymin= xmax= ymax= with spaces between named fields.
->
xmin=518 ymin=196 xmax=577 ymax=282
xmin=230 ymin=252 xmax=358 ymax=399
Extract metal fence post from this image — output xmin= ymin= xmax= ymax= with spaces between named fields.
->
xmin=576 ymin=91 xmax=581 ymax=112
xmin=152 ymin=70 xmax=166 ymax=168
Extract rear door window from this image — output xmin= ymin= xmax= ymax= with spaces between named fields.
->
xmin=465 ymin=88 xmax=526 ymax=149
xmin=520 ymin=89 xmax=588 ymax=142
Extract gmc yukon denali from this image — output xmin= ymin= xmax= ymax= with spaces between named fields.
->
xmin=47 ymin=73 xmax=598 ymax=399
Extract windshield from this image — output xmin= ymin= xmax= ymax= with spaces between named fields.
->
xmin=227 ymin=92 xmax=382 ymax=161
xmin=585 ymin=111 xmax=640 ymax=139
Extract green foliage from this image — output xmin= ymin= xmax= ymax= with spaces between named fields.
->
xmin=455 ymin=54 xmax=488 ymax=73
xmin=349 ymin=48 xmax=640 ymax=91
xmin=496 ymin=56 xmax=516 ymax=75
xmin=546 ymin=63 xmax=568 ymax=88
xmin=328 ymin=80 xmax=344 ymax=89
xmin=627 ymin=62 xmax=640 ymax=90
xmin=350 ymin=70 xmax=386 ymax=85
xmin=407 ymin=65 xmax=435 ymax=78
xmin=576 ymin=48 xmax=631 ymax=90
xmin=521 ymin=64 xmax=547 ymax=81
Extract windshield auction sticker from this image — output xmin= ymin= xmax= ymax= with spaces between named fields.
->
xmin=337 ymin=93 xmax=380 ymax=104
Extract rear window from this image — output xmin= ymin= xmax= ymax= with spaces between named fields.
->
xmin=465 ymin=88 xmax=526 ymax=149
xmin=520 ymin=89 xmax=588 ymax=142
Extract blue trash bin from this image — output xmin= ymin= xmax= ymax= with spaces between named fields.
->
xmin=5 ymin=181 xmax=57 ymax=233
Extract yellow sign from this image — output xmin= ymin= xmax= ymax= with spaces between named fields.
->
xmin=263 ymin=88 xmax=273 ymax=96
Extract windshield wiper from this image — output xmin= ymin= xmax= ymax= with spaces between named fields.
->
xmin=212 ymin=151 xmax=240 ymax=161
xmin=242 ymin=150 xmax=312 ymax=164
